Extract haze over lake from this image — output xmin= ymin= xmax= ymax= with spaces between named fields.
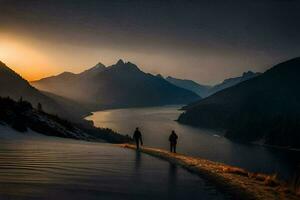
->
xmin=87 ymin=105 xmax=300 ymax=179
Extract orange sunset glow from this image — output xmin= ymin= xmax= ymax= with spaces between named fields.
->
xmin=0 ymin=1 xmax=300 ymax=200
xmin=0 ymin=34 xmax=58 ymax=81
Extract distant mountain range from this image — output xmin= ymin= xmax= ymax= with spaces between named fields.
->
xmin=165 ymin=71 xmax=261 ymax=98
xmin=178 ymin=57 xmax=300 ymax=148
xmin=166 ymin=76 xmax=212 ymax=97
xmin=32 ymin=60 xmax=200 ymax=109
xmin=0 ymin=61 xmax=87 ymax=120
xmin=206 ymin=71 xmax=261 ymax=97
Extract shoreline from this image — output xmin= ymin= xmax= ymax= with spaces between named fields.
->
xmin=119 ymin=144 xmax=299 ymax=200
xmin=86 ymin=105 xmax=300 ymax=152
xmin=83 ymin=104 xmax=184 ymax=118
xmin=256 ymin=143 xmax=300 ymax=152
xmin=176 ymin=120 xmax=300 ymax=152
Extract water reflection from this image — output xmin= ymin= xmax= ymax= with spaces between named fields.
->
xmin=135 ymin=150 xmax=141 ymax=170
xmin=168 ymin=163 xmax=177 ymax=199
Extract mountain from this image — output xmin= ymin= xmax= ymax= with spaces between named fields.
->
xmin=206 ymin=71 xmax=261 ymax=97
xmin=166 ymin=76 xmax=212 ymax=97
xmin=41 ymin=91 xmax=91 ymax=117
xmin=165 ymin=71 xmax=260 ymax=98
xmin=0 ymin=61 xmax=88 ymax=120
xmin=32 ymin=59 xmax=200 ymax=109
xmin=79 ymin=62 xmax=106 ymax=78
xmin=178 ymin=57 xmax=300 ymax=148
xmin=0 ymin=61 xmax=60 ymax=112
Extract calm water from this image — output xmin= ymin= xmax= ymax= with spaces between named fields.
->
xmin=0 ymin=137 xmax=229 ymax=200
xmin=87 ymin=105 xmax=300 ymax=179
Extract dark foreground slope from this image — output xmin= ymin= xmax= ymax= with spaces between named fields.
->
xmin=178 ymin=57 xmax=300 ymax=148
xmin=32 ymin=60 xmax=200 ymax=109
xmin=0 ymin=97 xmax=131 ymax=143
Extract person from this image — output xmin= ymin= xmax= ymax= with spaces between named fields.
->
xmin=133 ymin=127 xmax=143 ymax=150
xmin=169 ymin=130 xmax=178 ymax=153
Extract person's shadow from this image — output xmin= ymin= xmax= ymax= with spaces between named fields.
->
xmin=168 ymin=163 xmax=178 ymax=199
xmin=131 ymin=150 xmax=142 ymax=185
xmin=135 ymin=150 xmax=141 ymax=171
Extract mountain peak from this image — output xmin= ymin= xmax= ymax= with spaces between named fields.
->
xmin=80 ymin=62 xmax=106 ymax=76
xmin=0 ymin=60 xmax=25 ymax=80
xmin=60 ymin=72 xmax=75 ymax=76
xmin=90 ymin=62 xmax=106 ymax=71
xmin=0 ymin=61 xmax=10 ymax=70
xmin=242 ymin=71 xmax=255 ymax=77
xmin=166 ymin=76 xmax=181 ymax=81
xmin=95 ymin=62 xmax=105 ymax=68
xmin=156 ymin=74 xmax=164 ymax=79
xmin=109 ymin=60 xmax=141 ymax=73
xmin=116 ymin=59 xmax=125 ymax=65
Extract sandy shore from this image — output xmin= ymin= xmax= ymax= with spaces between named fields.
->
xmin=119 ymin=144 xmax=299 ymax=200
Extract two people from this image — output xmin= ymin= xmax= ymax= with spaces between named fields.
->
xmin=133 ymin=127 xmax=178 ymax=153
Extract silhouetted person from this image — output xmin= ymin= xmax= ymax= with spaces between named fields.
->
xmin=133 ymin=127 xmax=143 ymax=150
xmin=169 ymin=130 xmax=178 ymax=153
xmin=37 ymin=102 xmax=43 ymax=112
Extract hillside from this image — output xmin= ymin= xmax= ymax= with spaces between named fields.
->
xmin=0 ymin=97 xmax=131 ymax=143
xmin=0 ymin=61 xmax=89 ymax=120
xmin=178 ymin=57 xmax=300 ymax=148
xmin=32 ymin=60 xmax=200 ymax=109
xmin=206 ymin=71 xmax=261 ymax=97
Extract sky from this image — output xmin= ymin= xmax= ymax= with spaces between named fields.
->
xmin=0 ymin=0 xmax=299 ymax=84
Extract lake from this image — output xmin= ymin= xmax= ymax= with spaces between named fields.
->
xmin=86 ymin=105 xmax=300 ymax=179
xmin=0 ymin=136 xmax=229 ymax=200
